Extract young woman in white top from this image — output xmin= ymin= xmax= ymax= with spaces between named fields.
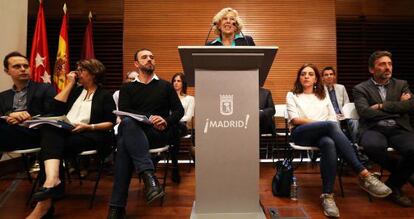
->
xmin=172 ymin=73 xmax=194 ymax=123
xmin=169 ymin=73 xmax=195 ymax=183
xmin=286 ymin=64 xmax=391 ymax=218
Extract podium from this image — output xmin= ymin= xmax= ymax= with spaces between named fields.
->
xmin=179 ymin=46 xmax=278 ymax=219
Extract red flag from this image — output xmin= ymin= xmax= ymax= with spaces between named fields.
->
xmin=81 ymin=11 xmax=95 ymax=59
xmin=53 ymin=3 xmax=70 ymax=93
xmin=29 ymin=0 xmax=51 ymax=83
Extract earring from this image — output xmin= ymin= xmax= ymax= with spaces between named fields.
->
xmin=313 ymin=84 xmax=317 ymax=90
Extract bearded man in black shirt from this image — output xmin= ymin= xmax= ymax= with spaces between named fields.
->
xmin=108 ymin=49 xmax=184 ymax=218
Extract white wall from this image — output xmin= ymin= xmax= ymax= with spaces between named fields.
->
xmin=0 ymin=0 xmax=28 ymax=92
xmin=0 ymin=0 xmax=28 ymax=161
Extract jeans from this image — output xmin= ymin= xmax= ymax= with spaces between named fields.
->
xmin=292 ymin=121 xmax=365 ymax=193
xmin=109 ymin=117 xmax=168 ymax=207
xmin=360 ymin=126 xmax=414 ymax=188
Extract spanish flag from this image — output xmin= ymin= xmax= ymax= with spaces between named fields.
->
xmin=53 ymin=3 xmax=70 ymax=93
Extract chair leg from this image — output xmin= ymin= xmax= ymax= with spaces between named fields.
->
xmin=160 ymin=150 xmax=170 ymax=206
xmin=21 ymin=154 xmax=33 ymax=183
xmin=26 ymin=170 xmax=40 ymax=206
xmin=89 ymin=159 xmax=104 ymax=209
xmin=337 ymin=159 xmax=345 ymax=197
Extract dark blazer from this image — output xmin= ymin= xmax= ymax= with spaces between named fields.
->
xmin=54 ymin=85 xmax=116 ymax=155
xmin=353 ymin=78 xmax=414 ymax=134
xmin=54 ymin=86 xmax=116 ymax=125
xmin=0 ymin=81 xmax=56 ymax=116
xmin=259 ymin=87 xmax=275 ymax=134
xmin=206 ymin=35 xmax=256 ymax=46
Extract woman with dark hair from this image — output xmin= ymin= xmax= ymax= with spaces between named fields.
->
xmin=172 ymin=73 xmax=194 ymax=124
xmin=169 ymin=73 xmax=194 ymax=183
xmin=286 ymin=64 xmax=391 ymax=218
xmin=26 ymin=59 xmax=116 ymax=219
xmin=206 ymin=7 xmax=255 ymax=46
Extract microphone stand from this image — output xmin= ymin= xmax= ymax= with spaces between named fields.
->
xmin=204 ymin=23 xmax=215 ymax=45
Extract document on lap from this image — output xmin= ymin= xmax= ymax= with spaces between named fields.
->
xmin=113 ymin=110 xmax=151 ymax=125
xmin=23 ymin=115 xmax=75 ymax=130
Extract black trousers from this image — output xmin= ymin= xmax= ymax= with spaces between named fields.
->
xmin=38 ymin=125 xmax=109 ymax=161
xmin=0 ymin=120 xmax=40 ymax=151
xmin=360 ymin=126 xmax=414 ymax=188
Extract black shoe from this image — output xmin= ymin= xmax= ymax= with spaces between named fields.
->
xmin=388 ymin=186 xmax=412 ymax=207
xmin=41 ymin=205 xmax=55 ymax=219
xmin=107 ymin=206 xmax=126 ymax=219
xmin=33 ymin=182 xmax=65 ymax=202
xmin=408 ymin=174 xmax=414 ymax=187
xmin=141 ymin=170 xmax=165 ymax=204
xmin=171 ymin=168 xmax=181 ymax=184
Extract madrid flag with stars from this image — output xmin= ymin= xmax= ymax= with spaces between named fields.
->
xmin=29 ymin=0 xmax=51 ymax=83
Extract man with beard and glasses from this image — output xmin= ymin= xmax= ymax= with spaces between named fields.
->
xmin=354 ymin=50 xmax=414 ymax=207
xmin=107 ymin=48 xmax=184 ymax=219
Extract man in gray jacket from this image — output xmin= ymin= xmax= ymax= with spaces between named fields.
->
xmin=353 ymin=50 xmax=414 ymax=207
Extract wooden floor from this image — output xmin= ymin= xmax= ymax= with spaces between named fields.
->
xmin=1 ymin=162 xmax=414 ymax=219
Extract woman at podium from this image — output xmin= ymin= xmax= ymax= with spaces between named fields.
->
xmin=286 ymin=64 xmax=392 ymax=218
xmin=206 ymin=7 xmax=255 ymax=46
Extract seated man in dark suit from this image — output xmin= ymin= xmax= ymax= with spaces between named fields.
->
xmin=107 ymin=48 xmax=184 ymax=219
xmin=353 ymin=50 xmax=414 ymax=207
xmin=0 ymin=51 xmax=56 ymax=152
xmin=259 ymin=87 xmax=275 ymax=134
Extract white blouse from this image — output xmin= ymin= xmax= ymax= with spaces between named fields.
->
xmin=180 ymin=95 xmax=195 ymax=123
xmin=66 ymin=89 xmax=94 ymax=125
xmin=286 ymin=92 xmax=337 ymax=127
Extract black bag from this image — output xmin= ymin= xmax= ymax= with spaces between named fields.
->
xmin=272 ymin=160 xmax=293 ymax=197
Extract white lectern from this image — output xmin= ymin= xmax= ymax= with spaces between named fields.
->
xmin=179 ymin=46 xmax=278 ymax=219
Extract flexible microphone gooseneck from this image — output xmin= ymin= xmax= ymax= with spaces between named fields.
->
xmin=204 ymin=23 xmax=216 ymax=45
xmin=232 ymin=22 xmax=248 ymax=45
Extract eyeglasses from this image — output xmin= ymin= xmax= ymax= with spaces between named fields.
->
xmin=76 ymin=67 xmax=86 ymax=72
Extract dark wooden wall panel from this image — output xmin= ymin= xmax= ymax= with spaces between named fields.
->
xmin=124 ymin=0 xmax=337 ymax=104
xmin=27 ymin=0 xmax=123 ymax=91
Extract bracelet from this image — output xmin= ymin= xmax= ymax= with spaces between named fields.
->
xmin=91 ymin=124 xmax=95 ymax=130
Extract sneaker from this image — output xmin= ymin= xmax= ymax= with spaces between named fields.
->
xmin=320 ymin=193 xmax=339 ymax=218
xmin=359 ymin=173 xmax=392 ymax=198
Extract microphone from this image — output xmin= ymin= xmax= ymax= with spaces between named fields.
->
xmin=204 ymin=22 xmax=216 ymax=45
xmin=231 ymin=22 xmax=249 ymax=45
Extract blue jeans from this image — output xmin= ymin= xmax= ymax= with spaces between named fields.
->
xmin=292 ymin=121 xmax=365 ymax=193
xmin=109 ymin=117 xmax=168 ymax=207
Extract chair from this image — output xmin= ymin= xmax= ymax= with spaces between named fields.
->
xmin=273 ymin=104 xmax=290 ymax=163
xmin=260 ymin=116 xmax=276 ymax=160
xmin=178 ymin=117 xmax=195 ymax=171
xmin=9 ymin=147 xmax=41 ymax=205
xmin=75 ymin=149 xmax=105 ymax=209
xmin=9 ymin=147 xmax=41 ymax=183
xmin=342 ymin=102 xmax=395 ymax=197
xmin=288 ymin=120 xmax=346 ymax=197
xmin=149 ymin=145 xmax=170 ymax=206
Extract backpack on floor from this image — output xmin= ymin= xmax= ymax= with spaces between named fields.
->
xmin=272 ymin=160 xmax=293 ymax=197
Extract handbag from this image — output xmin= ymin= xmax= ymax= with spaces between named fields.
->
xmin=272 ymin=160 xmax=293 ymax=197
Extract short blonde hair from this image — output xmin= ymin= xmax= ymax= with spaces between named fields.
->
xmin=212 ymin=7 xmax=244 ymax=36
